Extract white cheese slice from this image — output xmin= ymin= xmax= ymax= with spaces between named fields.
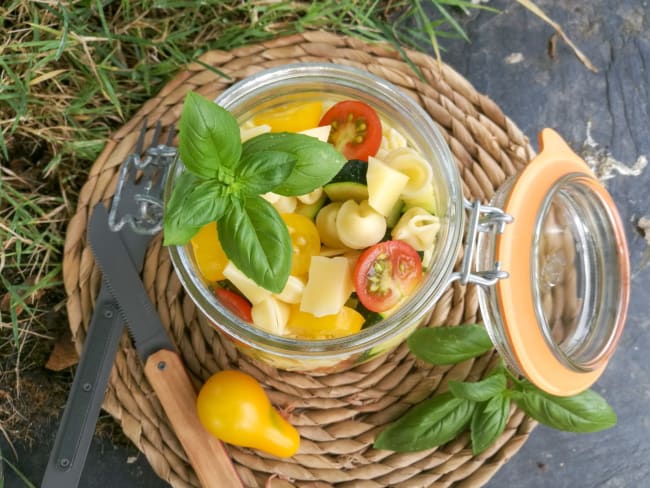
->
xmin=275 ymin=275 xmax=305 ymax=304
xmin=299 ymin=125 xmax=331 ymax=142
xmin=300 ymin=256 xmax=353 ymax=317
xmin=252 ymin=297 xmax=290 ymax=335
xmin=222 ymin=261 xmax=271 ymax=305
xmin=367 ymin=156 xmax=409 ymax=216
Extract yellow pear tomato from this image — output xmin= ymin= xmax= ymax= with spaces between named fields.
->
xmin=196 ymin=370 xmax=300 ymax=458
xmin=281 ymin=213 xmax=321 ymax=277
xmin=286 ymin=304 xmax=365 ymax=339
xmin=252 ymin=101 xmax=323 ymax=133
xmin=190 ymin=222 xmax=228 ymax=282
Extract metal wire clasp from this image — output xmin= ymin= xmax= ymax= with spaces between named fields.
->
xmin=449 ymin=199 xmax=513 ymax=286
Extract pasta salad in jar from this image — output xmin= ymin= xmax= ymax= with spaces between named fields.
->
xmin=186 ymin=97 xmax=442 ymax=341
xmin=164 ymin=63 xmax=464 ymax=372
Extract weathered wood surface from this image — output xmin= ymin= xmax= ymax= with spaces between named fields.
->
xmin=441 ymin=1 xmax=650 ymax=487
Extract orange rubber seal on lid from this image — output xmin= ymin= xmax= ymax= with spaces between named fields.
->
xmin=495 ymin=128 xmax=628 ymax=396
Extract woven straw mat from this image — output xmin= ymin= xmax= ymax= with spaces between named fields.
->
xmin=63 ymin=32 xmax=538 ymax=488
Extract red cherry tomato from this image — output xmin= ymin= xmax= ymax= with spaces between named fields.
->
xmin=214 ymin=288 xmax=253 ymax=322
xmin=319 ymin=100 xmax=382 ymax=161
xmin=353 ymin=240 xmax=423 ymax=313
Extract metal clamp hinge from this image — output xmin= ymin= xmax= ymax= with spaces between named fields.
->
xmin=449 ymin=199 xmax=513 ymax=287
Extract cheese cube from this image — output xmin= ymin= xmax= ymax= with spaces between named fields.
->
xmin=275 ymin=275 xmax=305 ymax=304
xmin=222 ymin=261 xmax=271 ymax=305
xmin=252 ymin=297 xmax=290 ymax=335
xmin=367 ymin=156 xmax=409 ymax=216
xmin=300 ymin=256 xmax=353 ymax=317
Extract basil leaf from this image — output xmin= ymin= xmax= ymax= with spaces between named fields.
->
xmin=235 ymin=150 xmax=296 ymax=195
xmin=179 ymin=91 xmax=242 ymax=178
xmin=242 ymin=132 xmax=346 ymax=196
xmin=512 ymin=384 xmax=617 ymax=433
xmin=163 ymin=171 xmax=202 ymax=245
xmin=407 ymin=325 xmax=493 ymax=365
xmin=217 ymin=196 xmax=291 ymax=293
xmin=176 ymin=179 xmax=229 ymax=227
xmin=449 ymin=374 xmax=507 ymax=402
xmin=471 ymin=394 xmax=511 ymax=455
xmin=374 ymin=392 xmax=475 ymax=452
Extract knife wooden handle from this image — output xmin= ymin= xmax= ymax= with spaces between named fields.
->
xmin=144 ymin=349 xmax=244 ymax=488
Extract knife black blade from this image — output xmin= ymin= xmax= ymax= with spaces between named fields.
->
xmin=87 ymin=203 xmax=243 ymax=488
xmin=41 ymin=204 xmax=152 ymax=488
xmin=88 ymin=204 xmax=175 ymax=360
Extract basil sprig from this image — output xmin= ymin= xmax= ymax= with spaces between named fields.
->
xmin=164 ymin=91 xmax=346 ymax=292
xmin=375 ymin=325 xmax=617 ymax=455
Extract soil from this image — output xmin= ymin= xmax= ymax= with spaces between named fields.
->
xmin=0 ymin=294 xmax=131 ymax=456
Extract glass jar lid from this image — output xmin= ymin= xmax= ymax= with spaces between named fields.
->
xmin=483 ymin=129 xmax=630 ymax=395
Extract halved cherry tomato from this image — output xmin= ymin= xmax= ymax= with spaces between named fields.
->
xmin=281 ymin=213 xmax=321 ymax=276
xmin=318 ymin=100 xmax=382 ymax=161
xmin=214 ymin=288 xmax=253 ymax=322
xmin=353 ymin=240 xmax=423 ymax=313
xmin=191 ymin=222 xmax=228 ymax=282
xmin=252 ymin=101 xmax=323 ymax=133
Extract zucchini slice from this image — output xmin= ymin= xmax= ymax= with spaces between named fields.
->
xmin=323 ymin=181 xmax=368 ymax=202
xmin=324 ymin=159 xmax=369 ymax=202
xmin=329 ymin=159 xmax=368 ymax=185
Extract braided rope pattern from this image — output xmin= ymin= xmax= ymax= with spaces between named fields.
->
xmin=63 ymin=32 xmax=537 ymax=487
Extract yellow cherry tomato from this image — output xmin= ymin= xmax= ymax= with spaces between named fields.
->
xmin=190 ymin=222 xmax=228 ymax=282
xmin=252 ymin=101 xmax=323 ymax=133
xmin=286 ymin=304 xmax=365 ymax=339
xmin=281 ymin=213 xmax=320 ymax=277
xmin=196 ymin=370 xmax=300 ymax=458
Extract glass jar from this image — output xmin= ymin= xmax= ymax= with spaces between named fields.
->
xmin=166 ymin=64 xmax=629 ymax=395
xmin=476 ymin=129 xmax=629 ymax=395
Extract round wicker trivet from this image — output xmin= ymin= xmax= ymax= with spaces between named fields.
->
xmin=63 ymin=32 xmax=537 ymax=488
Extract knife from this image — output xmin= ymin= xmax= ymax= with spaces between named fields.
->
xmin=87 ymin=203 xmax=244 ymax=488
xmin=41 ymin=285 xmax=124 ymax=487
xmin=42 ymin=124 xmax=175 ymax=488
xmin=42 ymin=212 xmax=152 ymax=488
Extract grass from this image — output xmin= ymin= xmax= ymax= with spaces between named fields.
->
xmin=0 ymin=0 xmax=494 ymax=464
xmin=0 ymin=0 xmax=490 ymax=373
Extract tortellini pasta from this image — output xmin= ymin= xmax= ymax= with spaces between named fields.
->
xmin=262 ymin=192 xmax=297 ymax=213
xmin=316 ymin=202 xmax=346 ymax=248
xmin=336 ymin=200 xmax=386 ymax=249
xmin=383 ymin=147 xmax=433 ymax=199
xmin=222 ymin=261 xmax=271 ymax=305
xmin=391 ymin=207 xmax=441 ymax=252
xmin=381 ymin=125 xmax=408 ymax=151
xmin=297 ymin=187 xmax=324 ymax=205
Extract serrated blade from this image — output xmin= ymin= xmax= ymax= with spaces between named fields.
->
xmin=88 ymin=202 xmax=175 ymax=361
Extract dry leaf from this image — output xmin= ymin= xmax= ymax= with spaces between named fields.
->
xmin=45 ymin=330 xmax=79 ymax=371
